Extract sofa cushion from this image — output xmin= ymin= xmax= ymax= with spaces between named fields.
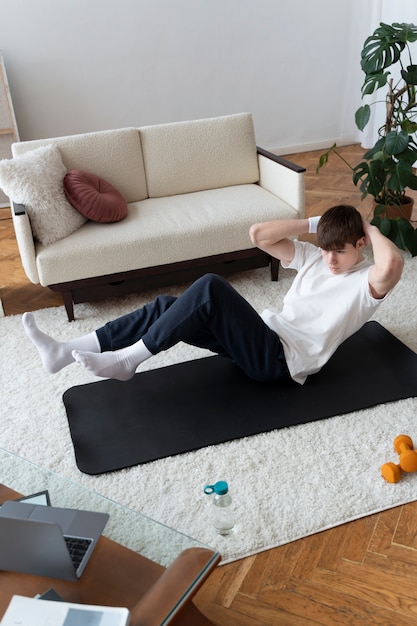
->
xmin=34 ymin=184 xmax=299 ymax=285
xmin=139 ymin=113 xmax=259 ymax=198
xmin=0 ymin=145 xmax=87 ymax=245
xmin=63 ymin=170 xmax=128 ymax=223
xmin=12 ymin=128 xmax=148 ymax=204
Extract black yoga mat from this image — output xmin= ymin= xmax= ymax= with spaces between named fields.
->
xmin=63 ymin=321 xmax=417 ymax=474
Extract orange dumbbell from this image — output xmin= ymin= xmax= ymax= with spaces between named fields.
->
xmin=381 ymin=435 xmax=417 ymax=483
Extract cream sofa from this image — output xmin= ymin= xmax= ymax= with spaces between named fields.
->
xmin=8 ymin=113 xmax=305 ymax=320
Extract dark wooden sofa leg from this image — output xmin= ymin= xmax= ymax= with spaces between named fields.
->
xmin=270 ymin=257 xmax=280 ymax=281
xmin=62 ymin=291 xmax=75 ymax=322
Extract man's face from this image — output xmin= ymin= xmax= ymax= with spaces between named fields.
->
xmin=320 ymin=240 xmax=365 ymax=274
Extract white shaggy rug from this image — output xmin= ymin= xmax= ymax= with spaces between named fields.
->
xmin=1 ymin=259 xmax=417 ymax=565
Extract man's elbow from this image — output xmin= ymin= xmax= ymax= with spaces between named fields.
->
xmin=249 ymin=223 xmax=263 ymax=247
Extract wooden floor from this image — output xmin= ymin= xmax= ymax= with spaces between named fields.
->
xmin=2 ymin=145 xmax=417 ymax=625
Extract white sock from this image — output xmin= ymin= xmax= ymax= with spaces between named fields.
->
xmin=72 ymin=339 xmax=152 ymax=381
xmin=22 ymin=312 xmax=100 ymax=374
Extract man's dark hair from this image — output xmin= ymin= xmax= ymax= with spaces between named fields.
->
xmin=317 ymin=205 xmax=365 ymax=250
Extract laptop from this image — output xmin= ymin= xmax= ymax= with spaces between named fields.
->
xmin=0 ymin=499 xmax=109 ymax=581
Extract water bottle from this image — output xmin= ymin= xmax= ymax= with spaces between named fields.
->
xmin=204 ymin=481 xmax=234 ymax=535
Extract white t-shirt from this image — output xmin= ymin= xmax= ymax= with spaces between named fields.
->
xmin=261 ymin=240 xmax=385 ymax=384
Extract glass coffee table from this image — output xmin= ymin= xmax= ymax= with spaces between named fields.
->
xmin=0 ymin=447 xmax=220 ymax=626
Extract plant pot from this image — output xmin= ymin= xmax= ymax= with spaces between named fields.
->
xmin=372 ymin=196 xmax=414 ymax=220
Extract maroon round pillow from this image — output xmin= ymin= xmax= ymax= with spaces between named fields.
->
xmin=63 ymin=170 xmax=128 ymax=223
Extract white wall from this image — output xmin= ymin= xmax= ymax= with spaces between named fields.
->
xmin=0 ymin=0 xmax=384 ymax=152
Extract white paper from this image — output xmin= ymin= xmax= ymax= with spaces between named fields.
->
xmin=1 ymin=595 xmax=130 ymax=626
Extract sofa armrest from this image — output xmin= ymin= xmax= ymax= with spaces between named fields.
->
xmin=256 ymin=147 xmax=306 ymax=219
xmin=257 ymin=147 xmax=306 ymax=173
xmin=11 ymin=201 xmax=40 ymax=284
xmin=129 ymin=547 xmax=220 ymax=626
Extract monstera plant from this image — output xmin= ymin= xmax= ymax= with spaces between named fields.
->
xmin=317 ymin=22 xmax=417 ymax=255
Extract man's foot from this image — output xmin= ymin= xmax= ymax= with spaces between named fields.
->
xmin=72 ymin=349 xmax=138 ymax=381
xmin=22 ymin=312 xmax=74 ymax=374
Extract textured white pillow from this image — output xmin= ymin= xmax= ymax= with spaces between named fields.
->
xmin=0 ymin=144 xmax=87 ymax=245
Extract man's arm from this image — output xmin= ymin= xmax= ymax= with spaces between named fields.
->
xmin=249 ymin=218 xmax=310 ymax=264
xmin=364 ymin=220 xmax=404 ymax=299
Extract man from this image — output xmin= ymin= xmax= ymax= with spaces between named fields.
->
xmin=23 ymin=205 xmax=403 ymax=385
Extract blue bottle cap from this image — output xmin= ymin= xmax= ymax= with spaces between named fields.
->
xmin=204 ymin=480 xmax=229 ymax=495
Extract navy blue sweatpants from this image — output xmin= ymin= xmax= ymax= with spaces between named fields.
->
xmin=96 ymin=274 xmax=291 ymax=383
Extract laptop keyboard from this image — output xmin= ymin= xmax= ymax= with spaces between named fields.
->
xmin=64 ymin=535 xmax=93 ymax=569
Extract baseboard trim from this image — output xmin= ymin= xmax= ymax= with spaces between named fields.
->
xmin=272 ymin=139 xmax=359 ymax=156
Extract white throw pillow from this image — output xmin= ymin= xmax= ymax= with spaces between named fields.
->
xmin=0 ymin=144 xmax=87 ymax=245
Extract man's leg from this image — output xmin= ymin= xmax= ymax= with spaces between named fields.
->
xmin=76 ymin=274 xmax=290 ymax=383
xmin=22 ymin=296 xmax=177 ymax=375
xmin=141 ymin=274 xmax=290 ymax=382
xmin=95 ymin=295 xmax=178 ymax=350
xmin=72 ymin=295 xmax=181 ymax=380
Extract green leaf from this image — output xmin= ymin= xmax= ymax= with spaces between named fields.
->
xmin=401 ymin=227 xmax=417 ymax=256
xmin=373 ymin=151 xmax=385 ymax=161
xmin=391 ymin=23 xmax=417 ymax=44
xmin=355 ymin=105 xmax=371 ymax=131
xmin=402 ymin=120 xmax=417 ymax=134
xmin=316 ymin=143 xmax=336 ymax=174
xmin=401 ymin=65 xmax=417 ymax=85
xmin=385 ymin=130 xmax=409 ymax=156
xmin=373 ymin=205 xmax=387 ymax=219
xmin=395 ymin=143 xmax=417 ymax=166
xmin=407 ymin=171 xmax=417 ymax=190
xmin=383 ymin=219 xmax=411 ymax=250
xmin=352 ymin=159 xmax=385 ymax=198
xmin=397 ymin=217 xmax=417 ymax=256
xmin=378 ymin=216 xmax=393 ymax=238
xmin=361 ymin=29 xmax=404 ymax=74
xmin=360 ymin=22 xmax=417 ymax=95
xmin=372 ymin=212 xmax=417 ymax=256
xmin=363 ymin=138 xmax=386 ymax=160
xmin=361 ymin=71 xmax=390 ymax=96
xmin=316 ymin=153 xmax=328 ymax=172
xmin=387 ymin=160 xmax=413 ymax=192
